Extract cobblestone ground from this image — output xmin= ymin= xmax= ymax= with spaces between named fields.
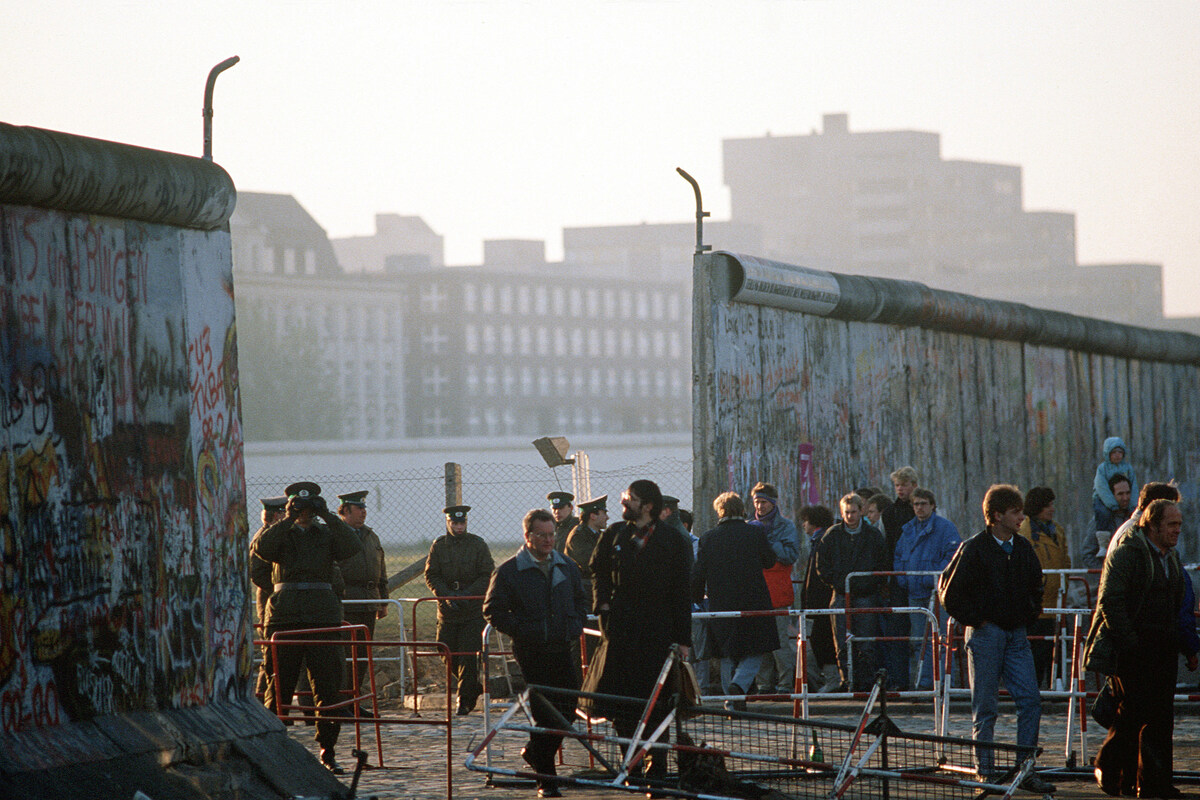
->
xmin=286 ymin=694 xmax=1200 ymax=800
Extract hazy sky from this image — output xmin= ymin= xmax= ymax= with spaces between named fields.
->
xmin=6 ymin=1 xmax=1200 ymax=314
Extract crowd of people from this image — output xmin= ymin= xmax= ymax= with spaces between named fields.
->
xmin=248 ymin=434 xmax=1195 ymax=799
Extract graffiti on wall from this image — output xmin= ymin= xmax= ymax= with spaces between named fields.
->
xmin=0 ymin=204 xmax=249 ymax=732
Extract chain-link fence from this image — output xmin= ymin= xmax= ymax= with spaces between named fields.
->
xmin=245 ymin=454 xmax=693 ymax=587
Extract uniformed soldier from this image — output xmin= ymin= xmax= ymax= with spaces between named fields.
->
xmin=564 ymin=495 xmax=608 ymax=679
xmin=564 ymin=496 xmax=608 ymax=601
xmin=336 ymin=490 xmax=389 ymax=716
xmin=424 ymin=505 xmax=494 ymax=715
xmin=547 ymin=491 xmax=578 ymax=554
xmin=251 ymin=481 xmax=363 ymax=773
xmin=251 ymin=495 xmax=288 ymax=698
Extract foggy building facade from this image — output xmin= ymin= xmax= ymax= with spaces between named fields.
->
xmin=722 ymin=113 xmax=1189 ymax=329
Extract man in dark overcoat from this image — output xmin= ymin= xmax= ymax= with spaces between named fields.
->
xmin=588 ymin=479 xmax=692 ymax=792
xmin=690 ymin=491 xmax=778 ymax=709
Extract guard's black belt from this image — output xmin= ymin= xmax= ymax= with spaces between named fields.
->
xmin=274 ymin=582 xmax=332 ymax=591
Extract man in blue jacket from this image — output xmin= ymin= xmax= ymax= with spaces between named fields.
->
xmin=484 ymin=508 xmax=588 ymax=798
xmin=894 ymin=488 xmax=960 ymax=690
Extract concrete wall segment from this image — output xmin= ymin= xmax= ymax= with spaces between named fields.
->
xmin=695 ymin=251 xmax=1200 ymax=564
xmin=0 ymin=123 xmax=235 ymax=231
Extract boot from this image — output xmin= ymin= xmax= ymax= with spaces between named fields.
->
xmin=320 ymin=747 xmax=344 ymax=775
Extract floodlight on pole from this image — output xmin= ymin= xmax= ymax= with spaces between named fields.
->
xmin=532 ymin=436 xmax=574 ymax=468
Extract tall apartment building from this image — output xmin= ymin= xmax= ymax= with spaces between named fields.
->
xmin=720 ymin=113 xmax=1200 ymax=331
xmin=724 ymin=112 xmax=1078 ymax=282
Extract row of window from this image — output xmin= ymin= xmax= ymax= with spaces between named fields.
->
xmin=446 ymin=365 xmax=686 ymax=400
xmin=419 ymin=408 xmax=687 ymax=438
xmin=460 ymin=282 xmax=684 ymax=321
xmin=460 ymin=324 xmax=683 ymax=360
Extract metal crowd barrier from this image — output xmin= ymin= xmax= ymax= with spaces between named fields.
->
xmin=255 ymin=627 xmax=456 ymax=795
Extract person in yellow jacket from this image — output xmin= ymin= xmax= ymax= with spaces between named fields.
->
xmin=1017 ymin=486 xmax=1070 ymax=688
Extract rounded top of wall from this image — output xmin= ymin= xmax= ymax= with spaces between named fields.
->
xmin=0 ymin=123 xmax=235 ymax=231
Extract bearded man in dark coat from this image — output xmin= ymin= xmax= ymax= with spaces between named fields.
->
xmin=587 ymin=479 xmax=692 ymax=793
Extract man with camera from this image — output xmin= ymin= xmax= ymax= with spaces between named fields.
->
xmin=251 ymin=481 xmax=363 ymax=773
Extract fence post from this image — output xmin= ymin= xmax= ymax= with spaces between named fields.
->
xmin=572 ymin=450 xmax=591 ymax=502
xmin=445 ymin=462 xmax=463 ymax=507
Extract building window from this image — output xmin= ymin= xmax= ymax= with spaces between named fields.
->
xmin=485 ymin=366 xmax=497 ymax=396
xmin=620 ymin=290 xmax=632 ymax=318
xmin=588 ymin=329 xmax=601 ymax=357
xmin=621 ymin=330 xmax=633 ymax=357
xmin=652 ymin=292 xmax=664 ymax=318
xmin=604 ymin=290 xmax=617 ymax=318
xmin=522 ymin=366 xmax=533 ymax=396
xmin=655 ymin=370 xmax=666 ymax=397
xmin=556 ymin=368 xmax=568 ymax=393
xmin=466 ymin=365 xmax=480 ymax=394
xmin=464 ymin=283 xmax=477 ymax=313
xmin=607 ymin=368 xmax=619 ymax=397
xmin=422 ymin=324 xmax=448 ymax=354
xmin=539 ymin=371 xmax=551 ymax=397
xmin=590 ymin=368 xmax=601 ymax=395
xmin=570 ymin=329 xmax=583 ymax=357
xmin=482 ymin=283 xmax=495 ymax=313
xmin=501 ymin=324 xmax=514 ymax=354
xmin=465 ymin=325 xmax=478 ymax=354
xmin=569 ymin=289 xmax=582 ymax=316
xmin=572 ymin=368 xmax=584 ymax=395
xmin=555 ymin=329 xmax=567 ymax=357
xmin=283 ymin=247 xmax=296 ymax=274
xmin=500 ymin=285 xmax=513 ymax=314
xmin=420 ymin=282 xmax=446 ymax=312
xmin=518 ymin=286 xmax=531 ymax=314
xmin=535 ymin=287 xmax=548 ymax=314
xmin=668 ymin=331 xmax=681 ymax=359
xmin=586 ymin=289 xmax=599 ymax=317
xmin=305 ymin=249 xmax=316 ymax=275
xmin=422 ymin=365 xmax=448 ymax=397
xmin=519 ymin=326 xmax=532 ymax=355
xmin=482 ymin=325 xmax=495 ymax=354
xmin=537 ymin=327 xmax=549 ymax=355
xmin=637 ymin=332 xmax=649 ymax=358
xmin=635 ymin=292 xmax=649 ymax=319
xmin=653 ymin=330 xmax=664 ymax=358
xmin=605 ymin=329 xmax=617 ymax=356
xmin=667 ymin=293 xmax=680 ymax=321
xmin=639 ymin=369 xmax=650 ymax=397
xmin=502 ymin=367 xmax=515 ymax=395
xmin=552 ymin=288 xmax=565 ymax=315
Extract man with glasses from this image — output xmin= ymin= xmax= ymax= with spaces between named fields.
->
xmin=893 ymin=489 xmax=960 ymax=690
xmin=587 ymin=480 xmax=692 ymax=796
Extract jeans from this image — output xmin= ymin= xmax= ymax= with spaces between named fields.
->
xmin=964 ymin=622 xmax=1042 ymax=774
xmin=755 ymin=613 xmax=796 ymax=692
xmin=721 ymin=653 xmax=766 ymax=695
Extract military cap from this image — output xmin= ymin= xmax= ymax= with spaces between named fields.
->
xmin=578 ymin=495 xmax=607 ymax=514
xmin=261 ymin=496 xmax=288 ymax=511
xmin=443 ymin=504 xmax=471 ymax=520
xmin=337 ymin=490 xmax=369 ymax=507
xmin=547 ymin=491 xmax=575 ymax=508
xmin=662 ymin=495 xmax=681 ymax=509
xmin=284 ymin=481 xmax=322 ymax=499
